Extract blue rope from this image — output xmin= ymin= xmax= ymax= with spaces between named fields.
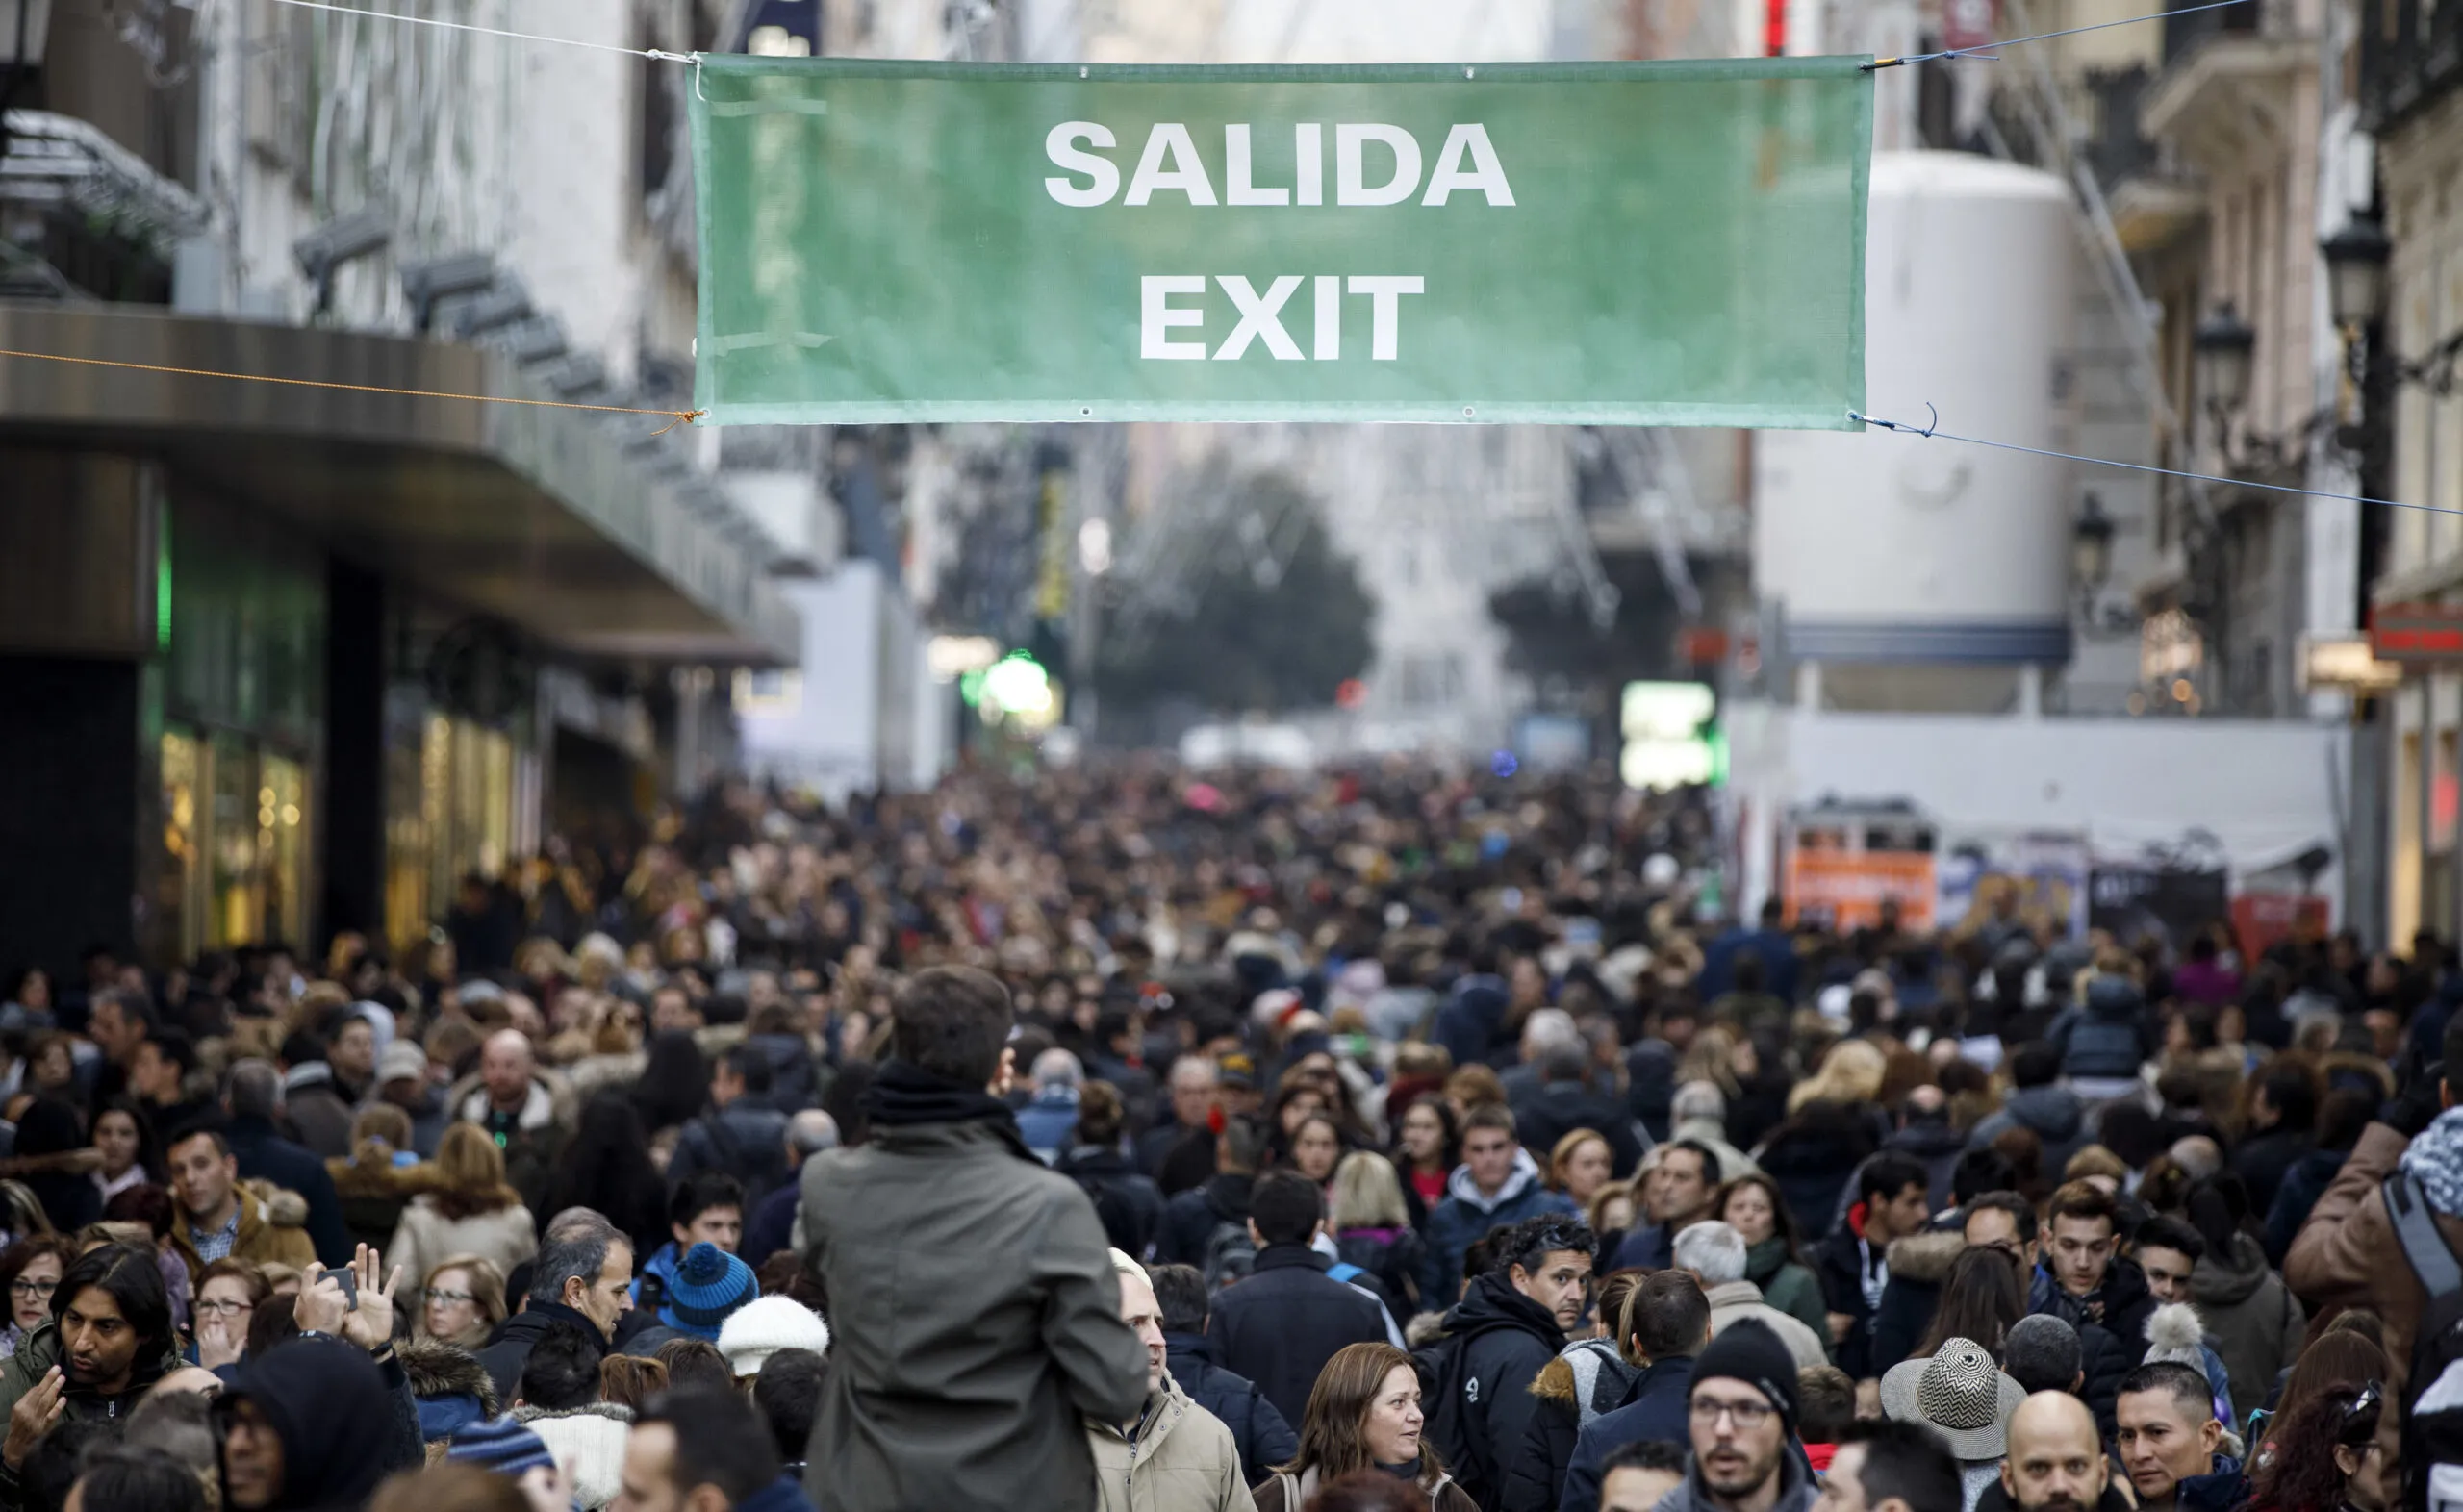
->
xmin=1864 ymin=0 xmax=2250 ymax=68
xmin=1847 ymin=406 xmax=2463 ymax=520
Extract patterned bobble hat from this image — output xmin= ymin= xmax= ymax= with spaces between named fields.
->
xmin=661 ymin=1241 xmax=760 ymax=1340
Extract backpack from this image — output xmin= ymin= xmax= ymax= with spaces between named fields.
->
xmin=1414 ymin=1323 xmax=1510 ymax=1510
xmin=1201 ymin=1220 xmax=1257 ymax=1292
xmin=2384 ymin=1171 xmax=2463 ymax=1512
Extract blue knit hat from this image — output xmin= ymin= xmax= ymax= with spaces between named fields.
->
xmin=661 ymin=1241 xmax=759 ymax=1339
xmin=446 ymin=1417 xmax=555 ymax=1476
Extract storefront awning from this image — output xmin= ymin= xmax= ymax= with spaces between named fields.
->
xmin=0 ymin=302 xmax=797 ymax=664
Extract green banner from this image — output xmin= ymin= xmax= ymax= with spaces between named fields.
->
xmin=691 ymin=56 xmax=1870 ymax=427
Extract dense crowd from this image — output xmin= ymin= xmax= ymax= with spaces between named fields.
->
xmin=0 ymin=758 xmax=2449 ymax=1512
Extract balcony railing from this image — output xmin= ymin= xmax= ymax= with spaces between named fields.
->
xmin=2162 ymin=0 xmax=2262 ymax=67
xmin=2360 ymin=0 xmax=2463 ymax=131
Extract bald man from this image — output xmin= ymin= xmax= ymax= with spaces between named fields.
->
xmin=1976 ymin=1392 xmax=2128 ymax=1512
xmin=457 ymin=1028 xmax=568 ymax=1217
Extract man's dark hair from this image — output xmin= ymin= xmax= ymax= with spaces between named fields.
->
xmin=1950 ymin=1148 xmax=2017 ymax=1207
xmin=94 ymin=989 xmax=158 ymax=1038
xmin=1796 ymin=1365 xmax=1855 ymax=1444
xmin=635 ymin=1388 xmax=783 ymax=1504
xmin=141 ymin=1028 xmax=197 ymax=1078
xmin=653 ymin=1338 xmax=736 ymax=1396
xmin=1218 ymin=1117 xmax=1265 ymax=1174
xmin=720 ymin=1046 xmax=774 ymax=1097
xmin=2441 ymin=1009 xmax=2463 ymax=1091
xmin=2003 ymin=1315 xmax=2082 ymax=1395
xmin=1966 ymin=1190 xmax=2039 ymax=1244
xmin=2255 ymin=1062 xmax=2317 ymax=1132
xmin=2045 ymin=1180 xmax=2119 ymax=1232
xmin=1600 ymin=1438 xmax=1687 ymax=1478
xmin=1250 ymin=1170 xmax=1325 ymax=1247
xmin=245 ymin=1294 xmax=300 ymax=1357
xmin=67 ymin=1443 xmax=206 ymax=1512
xmin=887 ymin=967 xmax=1014 ymax=1086
xmin=222 ymin=1060 xmax=283 ymax=1121
xmin=1624 ymin=1270 xmax=1711 ymax=1358
xmin=1495 ymin=1215 xmax=1597 ymax=1277
xmin=2118 ymin=1361 xmax=2217 ymax=1424
xmin=164 ymin=1122 xmax=231 ymax=1160
xmin=1860 ymin=1153 xmax=1928 ymax=1207
xmin=1836 ymin=1418 xmax=1963 ymax=1512
xmin=2134 ymin=1215 xmax=2205 ymax=1263
xmin=751 ymin=1348 xmax=825 ymax=1466
xmin=1665 ymin=1139 xmax=1721 ymax=1186
xmin=1537 ymin=1042 xmax=1588 ymax=1085
xmin=2009 ymin=1042 xmax=2063 ymax=1090
xmin=518 ymin=1319 xmax=606 ymax=1411
xmin=1461 ymin=1103 xmax=1517 ymax=1140
xmin=53 ymin=1244 xmax=170 ymax=1360
xmin=1149 ymin=1263 xmax=1208 ymax=1336
xmin=531 ymin=1213 xmax=624 ymax=1307
xmin=670 ymin=1172 xmax=747 ymax=1230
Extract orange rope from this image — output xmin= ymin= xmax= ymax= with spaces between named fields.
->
xmin=0 ymin=347 xmax=705 ymax=435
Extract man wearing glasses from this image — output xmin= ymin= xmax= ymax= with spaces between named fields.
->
xmin=1655 ymin=1320 xmax=1816 ymax=1512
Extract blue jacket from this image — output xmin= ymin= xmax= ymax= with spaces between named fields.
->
xmin=226 ymin=1113 xmax=352 ymax=1266
xmin=745 ymin=1177 xmax=800 ymax=1268
xmin=1164 ymin=1331 xmax=1298 ymax=1489
xmin=738 ymin=1474 xmax=819 ymax=1512
xmin=1609 ymin=1222 xmax=1676 ymax=1273
xmin=632 ymin=1240 xmax=682 ymax=1308
xmin=2045 ymin=977 xmax=2156 ymax=1081
xmin=1014 ymin=1089 xmax=1080 ymax=1162
xmin=1556 ymin=1355 xmax=1696 ymax=1512
xmin=1698 ymin=926 xmax=1798 ymax=1004
xmin=1418 ymin=1149 xmax=1578 ymax=1306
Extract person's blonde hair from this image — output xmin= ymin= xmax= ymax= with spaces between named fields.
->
xmin=2063 ymin=1145 xmax=2128 ymax=1185
xmin=1328 ymin=1151 xmax=1409 ymax=1232
xmin=417 ymin=1253 xmax=509 ymax=1341
xmin=1547 ymin=1129 xmax=1613 ymax=1195
xmin=430 ymin=1122 xmax=521 ymax=1220
xmin=1789 ymin=1039 xmax=1887 ymax=1113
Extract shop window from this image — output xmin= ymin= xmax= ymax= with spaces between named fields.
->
xmin=157 ymin=729 xmax=206 ymax=964
xmin=210 ymin=732 xmax=260 ymax=947
xmin=262 ymin=755 xmax=310 ymax=949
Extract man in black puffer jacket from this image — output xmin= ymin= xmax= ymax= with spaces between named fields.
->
xmin=1151 ymin=1263 xmax=1297 ymax=1487
xmin=1421 ymin=1215 xmax=1595 ymax=1512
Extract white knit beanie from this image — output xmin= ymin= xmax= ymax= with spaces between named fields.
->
xmin=717 ymin=1294 xmax=831 ymax=1377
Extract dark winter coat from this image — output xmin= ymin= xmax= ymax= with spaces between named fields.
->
xmin=2190 ymin=1230 xmax=2305 ymax=1420
xmin=401 ymin=1334 xmax=499 ymax=1443
xmin=1865 ymin=1228 xmax=1968 ymax=1379
xmin=0 ymin=1321 xmax=183 ymax=1512
xmin=1162 ymin=1331 xmax=1297 ymax=1489
xmin=800 ymin=1095 xmax=1148 ymax=1512
xmin=1418 ymin=1150 xmax=1577 ymax=1306
xmin=1509 ymin=1084 xmax=1643 ymax=1180
xmin=1967 ymin=1085 xmax=2091 ymax=1175
xmin=1428 ymin=1273 xmax=1566 ymax=1509
xmin=1206 ymin=1245 xmax=1391 ymax=1425
xmin=1334 ymin=1225 xmax=1427 ymax=1317
xmin=1608 ymin=1221 xmax=1679 ymax=1273
xmin=1756 ymin=1102 xmax=1883 ymax=1236
xmin=1883 ymin=1115 xmax=1968 ymax=1212
xmin=667 ymin=1099 xmax=792 ymax=1206
xmin=2229 ymin=1126 xmax=2315 ymax=1220
xmin=1433 ymin=977 xmax=1512 ymax=1072
xmin=1157 ymin=1173 xmax=1255 ymax=1269
xmin=2045 ymin=977 xmax=2158 ymax=1081
xmin=1057 ymin=1147 xmax=1167 ymax=1261
xmin=1812 ymin=1214 xmax=1894 ymax=1381
xmin=2263 ymin=1144 xmax=2348 ymax=1264
xmin=227 ymin=1112 xmax=353 ymax=1266
xmin=219 ymin=1336 xmax=412 ymax=1512
xmin=1500 ymin=1339 xmax=1638 ymax=1512
xmin=744 ymin=1031 xmax=821 ymax=1114
xmin=2029 ymin=1254 xmax=2156 ymax=1371
xmin=1554 ymin=1355 xmax=1696 ymax=1512
xmin=475 ymin=1299 xmax=606 ymax=1405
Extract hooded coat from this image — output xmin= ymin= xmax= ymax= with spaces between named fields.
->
xmin=2044 ymin=978 xmax=2158 ymax=1082
xmin=1085 ymin=1374 xmax=1257 ymax=1512
xmin=219 ymin=1337 xmax=400 ymax=1512
xmin=1425 ymin=1272 xmax=1568 ymax=1510
xmin=1864 ymin=1228 xmax=1967 ymax=1378
xmin=168 ymin=1181 xmax=319 ymax=1283
xmin=1499 ymin=1338 xmax=1639 ymax=1512
xmin=512 ymin=1403 xmax=634 ymax=1509
xmin=1418 ymin=1150 xmax=1577 ymax=1306
xmin=2189 ymin=1230 xmax=2305 ymax=1416
xmin=400 ymin=1335 xmax=499 ymax=1443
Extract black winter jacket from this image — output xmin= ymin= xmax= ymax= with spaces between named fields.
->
xmin=1500 ymin=1340 xmax=1638 ymax=1512
xmin=1163 ymin=1331 xmax=1298 ymax=1488
xmin=1156 ymin=1173 xmax=1253 ymax=1268
xmin=1056 ymin=1146 xmax=1166 ymax=1261
xmin=1207 ymin=1245 xmax=1391 ymax=1425
xmin=1429 ymin=1273 xmax=1567 ymax=1511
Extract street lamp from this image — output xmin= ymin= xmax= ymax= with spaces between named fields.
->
xmin=2072 ymin=491 xmax=2116 ymax=595
xmin=2321 ymin=214 xmax=2393 ymax=330
xmin=2194 ymin=300 xmax=2257 ymax=419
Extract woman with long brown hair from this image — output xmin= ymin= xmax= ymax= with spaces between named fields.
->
xmin=386 ymin=1122 xmax=537 ymax=1291
xmin=1252 ymin=1342 xmax=1477 ymax=1512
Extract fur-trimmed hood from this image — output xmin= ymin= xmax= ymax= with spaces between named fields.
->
xmin=400 ymin=1335 xmax=500 ymax=1415
xmin=1883 ymin=1228 xmax=1968 ymax=1286
xmin=240 ymin=1178 xmax=310 ymax=1228
xmin=327 ymin=1152 xmax=445 ymax=1201
xmin=1406 ymin=1311 xmax=1450 ymax=1349
xmin=1530 ymin=1337 xmax=1640 ymax=1428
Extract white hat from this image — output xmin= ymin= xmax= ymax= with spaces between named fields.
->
xmin=717 ymin=1294 xmax=830 ymax=1377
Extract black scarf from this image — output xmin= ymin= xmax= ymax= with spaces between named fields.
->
xmin=862 ymin=1060 xmax=1039 ymax=1162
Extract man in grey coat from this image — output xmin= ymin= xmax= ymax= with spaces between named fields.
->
xmin=801 ymin=965 xmax=1149 ymax=1512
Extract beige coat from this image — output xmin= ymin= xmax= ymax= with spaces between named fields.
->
xmin=1087 ymin=1376 xmax=1257 ymax=1512
xmin=386 ymin=1192 xmax=539 ymax=1295
xmin=1701 ymin=1279 xmax=1831 ymax=1370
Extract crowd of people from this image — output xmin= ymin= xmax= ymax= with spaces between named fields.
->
xmin=0 ymin=758 xmax=2450 ymax=1512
